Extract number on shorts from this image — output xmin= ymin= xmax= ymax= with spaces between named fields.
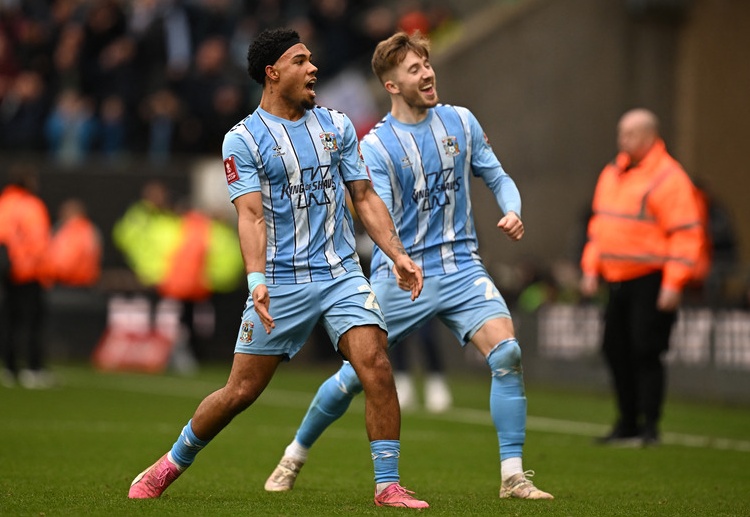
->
xmin=358 ymin=284 xmax=381 ymax=310
xmin=474 ymin=277 xmax=500 ymax=300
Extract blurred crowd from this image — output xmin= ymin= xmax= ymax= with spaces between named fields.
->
xmin=1 ymin=164 xmax=246 ymax=384
xmin=0 ymin=0 xmax=460 ymax=164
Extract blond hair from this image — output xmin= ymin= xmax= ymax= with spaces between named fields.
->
xmin=371 ymin=31 xmax=431 ymax=83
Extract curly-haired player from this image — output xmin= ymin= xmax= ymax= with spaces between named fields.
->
xmin=127 ymin=28 xmax=428 ymax=509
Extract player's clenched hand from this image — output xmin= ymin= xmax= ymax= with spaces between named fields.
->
xmin=497 ymin=211 xmax=524 ymax=241
xmin=391 ymin=256 xmax=424 ymax=301
xmin=252 ymin=285 xmax=275 ymax=334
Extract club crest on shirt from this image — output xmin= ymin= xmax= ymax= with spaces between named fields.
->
xmin=442 ymin=136 xmax=459 ymax=156
xmin=239 ymin=321 xmax=254 ymax=343
xmin=319 ymin=132 xmax=338 ymax=152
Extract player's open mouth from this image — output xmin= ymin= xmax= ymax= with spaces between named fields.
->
xmin=420 ymin=83 xmax=434 ymax=93
xmin=306 ymin=79 xmax=317 ymax=92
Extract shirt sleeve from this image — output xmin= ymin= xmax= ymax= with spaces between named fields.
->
xmin=338 ymin=115 xmax=370 ymax=183
xmin=467 ymin=110 xmax=522 ymax=217
xmin=222 ymin=127 xmax=261 ymax=202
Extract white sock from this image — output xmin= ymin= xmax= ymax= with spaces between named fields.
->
xmin=166 ymin=451 xmax=186 ymax=471
xmin=284 ymin=440 xmax=309 ymax=463
xmin=501 ymin=457 xmax=523 ymax=482
xmin=375 ymin=481 xmax=396 ymax=495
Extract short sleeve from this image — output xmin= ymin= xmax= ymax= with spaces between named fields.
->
xmin=222 ymin=127 xmax=261 ymax=202
xmin=338 ymin=115 xmax=370 ymax=183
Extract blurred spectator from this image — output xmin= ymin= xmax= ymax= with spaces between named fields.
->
xmin=692 ymin=179 xmax=739 ymax=305
xmin=307 ymin=0 xmax=361 ymax=79
xmin=187 ymin=0 xmax=241 ymax=43
xmin=42 ymin=198 xmax=102 ymax=288
xmin=51 ymin=23 xmax=84 ymax=92
xmin=78 ymin=0 xmax=131 ymax=103
xmin=202 ymin=82 xmax=246 ymax=149
xmin=139 ymin=88 xmax=182 ymax=164
xmin=0 ymin=69 xmax=50 ymax=150
xmin=178 ymin=35 xmax=246 ymax=154
xmin=97 ymin=94 xmax=127 ymax=159
xmin=10 ymin=3 xmax=59 ymax=78
xmin=0 ymin=27 xmax=21 ymax=100
xmin=397 ymin=4 xmax=430 ymax=35
xmin=0 ymin=163 xmax=52 ymax=389
xmin=112 ymin=179 xmax=180 ymax=290
xmin=44 ymin=87 xmax=97 ymax=164
xmin=128 ymin=0 xmax=192 ymax=88
xmin=359 ymin=5 xmax=397 ymax=52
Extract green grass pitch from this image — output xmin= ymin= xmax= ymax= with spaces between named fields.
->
xmin=1 ymin=362 xmax=748 ymax=516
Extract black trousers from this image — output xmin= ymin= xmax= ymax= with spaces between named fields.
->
xmin=602 ymin=272 xmax=676 ymax=432
xmin=0 ymin=278 xmax=45 ymax=373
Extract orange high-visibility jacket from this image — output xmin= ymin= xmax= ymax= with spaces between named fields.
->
xmin=691 ymin=186 xmax=712 ymax=284
xmin=581 ymin=139 xmax=705 ymax=291
xmin=158 ymin=210 xmax=212 ymax=302
xmin=44 ymin=215 xmax=102 ymax=287
xmin=0 ymin=185 xmax=50 ymax=283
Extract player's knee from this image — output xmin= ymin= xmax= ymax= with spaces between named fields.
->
xmin=486 ymin=338 xmax=522 ymax=376
xmin=226 ymin=381 xmax=261 ymax=412
xmin=338 ymin=361 xmax=364 ymax=395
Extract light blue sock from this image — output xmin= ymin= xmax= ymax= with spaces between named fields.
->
xmin=169 ymin=419 xmax=209 ymax=468
xmin=371 ymin=439 xmax=400 ymax=484
xmin=295 ymin=362 xmax=363 ymax=448
xmin=487 ymin=338 xmax=526 ymax=461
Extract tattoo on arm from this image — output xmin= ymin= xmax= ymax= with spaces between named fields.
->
xmin=390 ymin=229 xmax=406 ymax=255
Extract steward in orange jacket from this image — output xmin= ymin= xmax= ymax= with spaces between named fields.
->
xmin=42 ymin=199 xmax=102 ymax=287
xmin=579 ymin=108 xmax=706 ymax=446
xmin=0 ymin=181 xmax=50 ymax=284
xmin=0 ymin=166 xmax=52 ymax=385
xmin=580 ymin=137 xmax=705 ymax=294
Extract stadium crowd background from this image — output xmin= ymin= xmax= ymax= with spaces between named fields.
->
xmin=0 ymin=0 xmax=464 ymax=162
xmin=0 ymin=0 xmax=479 ymax=374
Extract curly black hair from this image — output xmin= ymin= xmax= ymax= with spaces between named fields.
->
xmin=246 ymin=28 xmax=301 ymax=85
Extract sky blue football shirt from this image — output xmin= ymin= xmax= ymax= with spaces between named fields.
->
xmin=222 ymin=106 xmax=369 ymax=284
xmin=360 ymin=104 xmax=522 ymax=280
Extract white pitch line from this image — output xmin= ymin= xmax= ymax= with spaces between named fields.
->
xmin=54 ymin=373 xmax=750 ymax=453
